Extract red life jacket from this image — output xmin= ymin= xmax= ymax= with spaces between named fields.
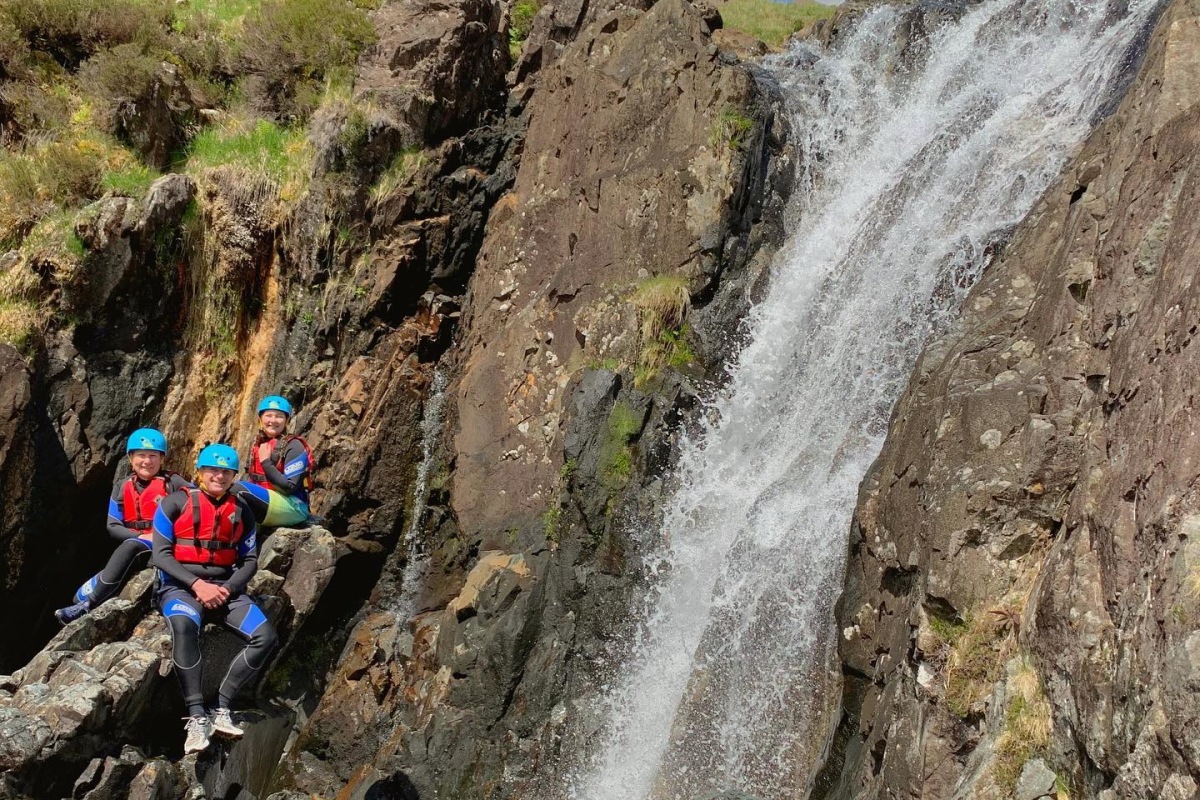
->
xmin=121 ymin=472 xmax=177 ymax=531
xmin=246 ymin=434 xmax=315 ymax=495
xmin=172 ymin=489 xmax=246 ymax=567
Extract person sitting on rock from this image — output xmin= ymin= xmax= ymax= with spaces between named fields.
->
xmin=54 ymin=428 xmax=190 ymax=625
xmin=152 ymin=443 xmax=277 ymax=755
xmin=234 ymin=394 xmax=314 ymax=527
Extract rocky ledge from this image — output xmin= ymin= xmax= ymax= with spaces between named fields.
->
xmin=0 ymin=526 xmax=341 ymax=800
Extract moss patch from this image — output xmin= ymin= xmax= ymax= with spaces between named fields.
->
xmin=598 ymin=401 xmax=642 ymax=497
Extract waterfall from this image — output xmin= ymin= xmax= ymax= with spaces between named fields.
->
xmin=394 ymin=367 xmax=449 ymax=619
xmin=569 ymin=2 xmax=1161 ymax=798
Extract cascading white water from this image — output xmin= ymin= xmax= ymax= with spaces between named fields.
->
xmin=393 ymin=368 xmax=449 ymax=618
xmin=570 ymin=2 xmax=1160 ymax=799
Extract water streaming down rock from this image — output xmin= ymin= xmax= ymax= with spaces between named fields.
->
xmin=570 ymin=2 xmax=1162 ymax=799
xmin=394 ymin=368 xmax=450 ymax=618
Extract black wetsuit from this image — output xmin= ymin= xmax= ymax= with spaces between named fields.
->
xmin=152 ymin=489 xmax=277 ymax=716
xmin=67 ymin=472 xmax=191 ymax=607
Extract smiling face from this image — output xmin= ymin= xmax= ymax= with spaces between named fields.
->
xmin=198 ymin=466 xmax=237 ymax=496
xmin=259 ymin=409 xmax=288 ymax=438
xmin=128 ymin=450 xmax=164 ymax=481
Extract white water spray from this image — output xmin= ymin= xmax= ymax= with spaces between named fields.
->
xmin=394 ymin=368 xmax=449 ymax=619
xmin=571 ymin=2 xmax=1159 ymax=798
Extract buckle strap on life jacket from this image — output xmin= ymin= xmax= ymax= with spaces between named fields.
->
xmin=129 ymin=521 xmax=153 ymax=530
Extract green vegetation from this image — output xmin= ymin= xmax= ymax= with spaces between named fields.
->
xmin=369 ymin=147 xmax=427 ymax=203
xmin=716 ymin=0 xmax=836 ymax=47
xmin=186 ymin=118 xmax=313 ymax=201
xmin=0 ymin=257 xmax=45 ymax=349
xmin=102 ymin=161 xmax=161 ymax=198
xmin=711 ymin=106 xmax=755 ymax=151
xmin=598 ymin=402 xmax=642 ymax=496
xmin=940 ymin=609 xmax=1011 ymax=718
xmin=992 ymin=658 xmax=1052 ymax=793
xmin=543 ymin=505 xmax=561 ymax=544
xmin=508 ymin=0 xmax=540 ymax=61
xmin=240 ymin=0 xmax=376 ymax=119
xmin=631 ymin=275 xmax=694 ymax=385
xmin=927 ymin=613 xmax=969 ymax=645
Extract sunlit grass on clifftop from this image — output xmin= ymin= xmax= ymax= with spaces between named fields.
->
xmin=185 ymin=118 xmax=313 ymax=203
xmin=717 ymin=0 xmax=836 ymax=47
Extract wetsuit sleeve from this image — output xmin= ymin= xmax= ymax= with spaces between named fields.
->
xmin=224 ymin=503 xmax=258 ymax=595
xmin=259 ymin=439 xmax=308 ymax=495
xmin=151 ymin=492 xmax=198 ymax=588
xmin=107 ymin=479 xmax=137 ymax=542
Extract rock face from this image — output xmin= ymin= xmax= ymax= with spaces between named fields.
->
xmin=0 ymin=526 xmax=340 ymax=800
xmin=275 ymin=0 xmax=792 ymax=796
xmin=816 ymin=1 xmax=1200 ymax=798
xmin=0 ymin=175 xmax=194 ymax=673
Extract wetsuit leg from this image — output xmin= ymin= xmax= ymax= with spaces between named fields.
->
xmin=233 ymin=481 xmax=270 ymax=524
xmin=160 ymin=586 xmax=206 ymax=716
xmin=73 ymin=538 xmax=152 ymax=606
xmin=215 ymin=593 xmax=277 ymax=708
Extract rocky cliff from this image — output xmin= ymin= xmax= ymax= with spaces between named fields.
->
xmin=0 ymin=0 xmax=790 ymax=796
xmin=818 ymin=2 xmax=1200 ymax=798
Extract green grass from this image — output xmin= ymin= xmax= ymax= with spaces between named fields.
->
xmin=711 ymin=107 xmax=754 ymax=151
xmin=598 ymin=402 xmax=642 ymax=496
xmin=509 ymin=0 xmax=539 ymax=60
xmin=186 ymin=118 xmax=312 ymax=200
xmin=717 ymin=0 xmax=836 ymax=47
xmin=369 ymin=147 xmax=427 ymax=203
xmin=102 ymin=161 xmax=160 ymax=198
xmin=173 ymin=0 xmax=260 ymax=31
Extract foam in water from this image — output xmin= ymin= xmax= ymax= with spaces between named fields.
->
xmin=569 ymin=1 xmax=1160 ymax=798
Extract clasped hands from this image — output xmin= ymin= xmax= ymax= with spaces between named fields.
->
xmin=192 ymin=579 xmax=231 ymax=609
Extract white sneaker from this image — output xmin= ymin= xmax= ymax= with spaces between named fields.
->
xmin=210 ymin=707 xmax=244 ymax=738
xmin=183 ymin=715 xmax=212 ymax=754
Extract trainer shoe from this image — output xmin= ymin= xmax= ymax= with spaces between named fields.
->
xmin=183 ymin=714 xmax=212 ymax=754
xmin=210 ymin=707 xmax=244 ymax=738
xmin=54 ymin=601 xmax=90 ymax=626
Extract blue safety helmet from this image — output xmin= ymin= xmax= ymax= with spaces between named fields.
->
xmin=126 ymin=428 xmax=167 ymax=454
xmin=196 ymin=443 xmax=240 ymax=472
xmin=257 ymin=395 xmax=293 ymax=418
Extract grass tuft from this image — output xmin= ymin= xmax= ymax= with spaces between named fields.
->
xmin=942 ymin=609 xmax=1012 ymax=717
xmin=186 ymin=117 xmax=312 ymax=202
xmin=369 ymin=147 xmax=427 ymax=204
xmin=711 ymin=107 xmax=754 ymax=151
xmin=992 ymin=657 xmax=1053 ymax=792
xmin=598 ymin=402 xmax=642 ymax=496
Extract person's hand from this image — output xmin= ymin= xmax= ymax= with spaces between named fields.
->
xmin=192 ymin=580 xmax=230 ymax=609
xmin=138 ymin=532 xmax=153 ymax=543
xmin=257 ymin=441 xmax=274 ymax=463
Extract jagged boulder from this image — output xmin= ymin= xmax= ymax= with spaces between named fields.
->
xmin=0 ymin=525 xmax=341 ymax=800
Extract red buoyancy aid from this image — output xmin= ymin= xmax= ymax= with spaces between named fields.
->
xmin=122 ymin=473 xmax=177 ymax=531
xmin=246 ymin=434 xmax=315 ymax=495
xmin=172 ymin=489 xmax=246 ymax=567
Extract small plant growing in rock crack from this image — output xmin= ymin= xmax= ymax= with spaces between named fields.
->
xmin=711 ymin=107 xmax=755 ymax=151
xmin=369 ymin=147 xmax=427 ymax=205
xmin=508 ymin=0 xmax=540 ymax=61
xmin=991 ymin=656 xmax=1052 ymax=793
xmin=542 ymin=507 xmax=561 ymax=545
xmin=632 ymin=275 xmax=692 ymax=385
xmin=598 ymin=401 xmax=642 ymax=497
xmin=942 ymin=608 xmax=1013 ymax=718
